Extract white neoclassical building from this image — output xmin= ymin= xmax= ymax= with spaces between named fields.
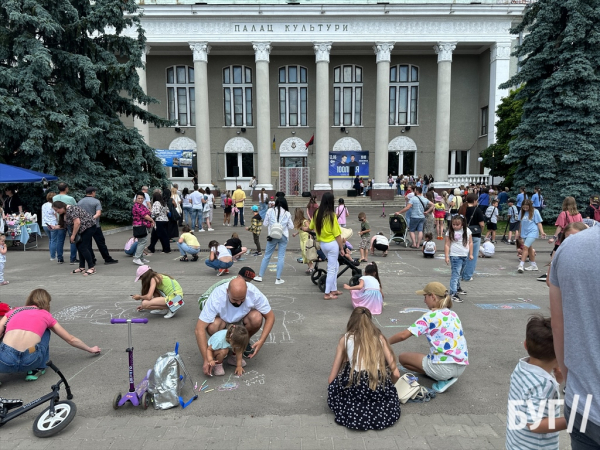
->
xmin=129 ymin=0 xmax=528 ymax=196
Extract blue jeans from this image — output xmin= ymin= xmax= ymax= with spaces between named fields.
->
xmin=183 ymin=208 xmax=193 ymax=226
xmin=462 ymin=237 xmax=481 ymax=280
xmin=259 ymin=203 xmax=268 ymax=220
xmin=125 ymin=242 xmax=138 ymax=256
xmin=566 ymin=405 xmax=600 ymax=450
xmin=43 ymin=226 xmax=59 ymax=259
xmin=55 ymin=227 xmax=77 ymax=262
xmin=234 ymin=207 xmax=245 ymax=226
xmin=258 ymin=235 xmax=288 ymax=280
xmin=0 ymin=329 xmax=51 ymax=373
xmin=178 ymin=242 xmax=200 ymax=257
xmin=423 ymin=185 xmax=428 ymax=194
xmin=205 ymin=258 xmax=234 ymax=271
xmin=449 ymin=256 xmax=467 ymax=295
xmin=396 ymin=185 xmax=401 ymax=195
xmin=191 ymin=208 xmax=202 ymax=229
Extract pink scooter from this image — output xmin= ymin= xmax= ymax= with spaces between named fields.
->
xmin=111 ymin=318 xmax=151 ymax=410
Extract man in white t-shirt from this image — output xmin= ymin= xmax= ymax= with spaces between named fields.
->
xmin=189 ymin=185 xmax=203 ymax=231
xmin=195 ymin=277 xmax=275 ymax=376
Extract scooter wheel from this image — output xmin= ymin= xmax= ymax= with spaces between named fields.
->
xmin=33 ymin=400 xmax=77 ymax=438
xmin=112 ymin=393 xmax=122 ymax=410
xmin=141 ymin=392 xmax=150 ymax=410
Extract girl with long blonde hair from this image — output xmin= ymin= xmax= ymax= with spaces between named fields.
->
xmin=327 ymin=307 xmax=401 ymax=430
xmin=292 ymin=208 xmax=313 ymax=273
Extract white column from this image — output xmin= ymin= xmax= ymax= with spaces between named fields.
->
xmin=373 ymin=42 xmax=394 ymax=190
xmin=313 ymin=42 xmax=332 ymax=190
xmin=433 ymin=42 xmax=456 ymax=184
xmin=253 ymin=42 xmax=273 ymax=190
xmin=450 ymin=150 xmax=457 ymax=175
xmin=488 ymin=42 xmax=512 ymax=146
xmin=134 ymin=45 xmax=151 ymax=145
xmin=189 ymin=42 xmax=212 ymax=187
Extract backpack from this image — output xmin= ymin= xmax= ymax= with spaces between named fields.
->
xmin=423 ymin=241 xmax=436 ymax=254
xmin=484 ymin=206 xmax=496 ymax=224
xmin=268 ymin=208 xmax=284 ymax=240
xmin=592 ymin=204 xmax=600 ymax=222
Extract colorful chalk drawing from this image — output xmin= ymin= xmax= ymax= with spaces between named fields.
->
xmin=243 ymin=370 xmax=265 ymax=386
xmin=218 ymin=373 xmax=240 ymax=391
xmin=373 ymin=316 xmax=410 ymax=329
xmin=433 ymin=267 xmax=451 ymax=275
xmin=399 ymin=307 xmax=429 ymax=314
xmin=52 ymin=302 xmax=138 ymax=325
xmin=476 ymin=303 xmax=540 ymax=310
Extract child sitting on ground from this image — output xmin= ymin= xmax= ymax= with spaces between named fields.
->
xmin=245 ymin=205 xmax=263 ymax=256
xmin=225 ymin=232 xmax=247 ymax=261
xmin=328 ymin=307 xmax=401 ymax=430
xmin=358 ymin=212 xmax=371 ymax=262
xmin=206 ymin=324 xmax=250 ymax=377
xmin=505 ymin=316 xmax=566 ymax=449
xmin=479 ymin=238 xmax=495 ymax=258
xmin=422 ymin=232 xmax=436 ymax=258
xmin=516 ymin=237 xmax=536 ymax=261
xmin=343 ymin=263 xmax=383 ymax=315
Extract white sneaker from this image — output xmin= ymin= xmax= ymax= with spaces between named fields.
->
xmin=253 ymin=276 xmax=263 ymax=282
xmin=133 ymin=258 xmax=144 ymax=266
xmin=208 ymin=228 xmax=214 ymax=231
xmin=275 ymin=279 xmax=285 ymax=285
xmin=141 ymin=259 xmax=150 ymax=264
xmin=199 ymin=229 xmax=205 ymax=232
xmin=164 ymin=310 xmax=176 ymax=319
xmin=525 ymin=265 xmax=539 ymax=271
xmin=150 ymin=309 xmax=168 ymax=315
xmin=518 ymin=265 xmax=524 ymax=273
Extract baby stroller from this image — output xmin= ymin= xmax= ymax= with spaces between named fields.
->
xmin=389 ymin=214 xmax=409 ymax=247
xmin=311 ymin=251 xmax=362 ymax=293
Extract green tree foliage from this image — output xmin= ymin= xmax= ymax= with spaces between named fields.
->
xmin=500 ymin=0 xmax=600 ymax=219
xmin=481 ymin=87 xmax=524 ymax=189
xmin=0 ymin=0 xmax=170 ymax=222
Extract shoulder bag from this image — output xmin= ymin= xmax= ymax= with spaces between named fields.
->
xmin=165 ymin=278 xmax=184 ymax=313
xmin=395 ymin=373 xmax=422 ymax=404
xmin=467 ymin=207 xmax=481 ymax=236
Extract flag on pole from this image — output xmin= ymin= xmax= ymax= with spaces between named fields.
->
xmin=272 ymin=135 xmax=276 ymax=151
xmin=305 ymin=134 xmax=314 ymax=148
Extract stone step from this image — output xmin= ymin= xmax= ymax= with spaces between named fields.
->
xmin=284 ymin=195 xmax=406 ymax=208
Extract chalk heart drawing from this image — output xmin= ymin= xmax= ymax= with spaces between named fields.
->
xmin=52 ymin=302 xmax=138 ymax=325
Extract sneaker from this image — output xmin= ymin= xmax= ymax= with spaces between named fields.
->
xmin=50 ymin=258 xmax=56 ymax=261
xmin=457 ymin=289 xmax=467 ymax=295
xmin=253 ymin=252 xmax=262 ymax=256
xmin=432 ymin=378 xmax=458 ymax=393
xmin=224 ymin=269 xmax=230 ymax=274
xmin=275 ymin=279 xmax=285 ymax=285
xmin=57 ymin=258 xmax=64 ymax=264
xmin=104 ymin=260 xmax=119 ymax=265
xmin=524 ymin=265 xmax=539 ymax=271
xmin=213 ymin=363 xmax=225 ymax=376
xmin=253 ymin=276 xmax=262 ymax=282
xmin=164 ymin=310 xmax=176 ymax=319
xmin=217 ymin=269 xmax=226 ymax=276
xmin=243 ymin=343 xmax=255 ymax=358
xmin=199 ymin=229 xmax=205 ymax=232
xmin=451 ymin=295 xmax=463 ymax=303
xmin=207 ymin=228 xmax=214 ymax=231
xmin=227 ymin=224 xmax=231 ymax=227
xmin=70 ymin=259 xmax=80 ymax=265
xmin=518 ymin=265 xmax=524 ymax=273
xmin=141 ymin=259 xmax=150 ymax=264
xmin=226 ymin=354 xmax=247 ymax=367
xmin=25 ymin=369 xmax=46 ymax=381
xmin=150 ymin=309 xmax=168 ymax=315
xmin=133 ymin=258 xmax=144 ymax=266
xmin=191 ymin=255 xmax=199 ymax=262
xmin=537 ymin=273 xmax=548 ymax=282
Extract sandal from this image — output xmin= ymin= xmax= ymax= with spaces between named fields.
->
xmin=305 ymin=268 xmax=314 ymax=274
xmin=82 ymin=269 xmax=96 ymax=276
xmin=25 ymin=369 xmax=46 ymax=381
xmin=180 ymin=256 xmax=188 ymax=262
xmin=72 ymin=268 xmax=85 ymax=274
xmin=331 ymin=291 xmax=343 ymax=296
xmin=360 ymin=259 xmax=368 ymax=263
xmin=383 ymin=253 xmax=388 ymax=257
xmin=324 ymin=294 xmax=338 ymax=300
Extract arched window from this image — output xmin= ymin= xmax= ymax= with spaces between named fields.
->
xmin=166 ymin=66 xmax=195 ymax=126
xmin=333 ymin=65 xmax=363 ymax=126
xmin=389 ymin=64 xmax=419 ymax=126
xmin=223 ymin=66 xmax=253 ymax=127
xmin=278 ymin=65 xmax=308 ymax=127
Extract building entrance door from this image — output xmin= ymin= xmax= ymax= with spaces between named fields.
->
xmin=388 ymin=151 xmax=416 ymax=177
xmin=279 ymin=157 xmax=309 ymax=195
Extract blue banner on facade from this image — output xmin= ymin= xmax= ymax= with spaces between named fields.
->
xmin=155 ymin=150 xmax=194 ymax=168
xmin=329 ymin=151 xmax=369 ymax=178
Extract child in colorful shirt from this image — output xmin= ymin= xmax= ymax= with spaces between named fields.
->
xmin=245 ymin=205 xmax=263 ymax=256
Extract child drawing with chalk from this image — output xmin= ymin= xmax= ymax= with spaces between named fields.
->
xmin=343 ymin=263 xmax=383 ymax=315
xmin=328 ymin=307 xmax=401 ymax=431
xmin=206 ymin=325 xmax=249 ymax=376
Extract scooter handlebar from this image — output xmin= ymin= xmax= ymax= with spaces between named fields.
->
xmin=110 ymin=318 xmax=148 ymax=324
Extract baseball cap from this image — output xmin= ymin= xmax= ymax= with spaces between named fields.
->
xmin=251 ymin=205 xmax=258 ymax=212
xmin=592 ymin=196 xmax=600 ymax=204
xmin=85 ymin=186 xmax=97 ymax=194
xmin=415 ymin=282 xmax=449 ymax=297
xmin=238 ymin=267 xmax=255 ymax=280
xmin=134 ymin=265 xmax=151 ymax=282
xmin=270 ymin=196 xmax=274 ymax=200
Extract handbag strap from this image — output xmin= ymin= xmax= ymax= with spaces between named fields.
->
xmin=2 ymin=306 xmax=38 ymax=335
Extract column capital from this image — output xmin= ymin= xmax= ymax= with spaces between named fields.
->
xmin=373 ymin=42 xmax=395 ymax=63
xmin=252 ymin=42 xmax=271 ymax=63
xmin=189 ymin=42 xmax=211 ymax=63
xmin=490 ymin=42 xmax=512 ymax=63
xmin=313 ymin=42 xmax=332 ymax=63
xmin=434 ymin=42 xmax=457 ymax=63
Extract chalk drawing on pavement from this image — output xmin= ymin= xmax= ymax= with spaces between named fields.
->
xmin=476 ymin=303 xmax=540 ymax=310
xmin=243 ymin=370 xmax=265 ymax=386
xmin=52 ymin=303 xmax=138 ymax=325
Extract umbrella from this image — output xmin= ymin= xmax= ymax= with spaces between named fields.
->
xmin=0 ymin=164 xmax=58 ymax=183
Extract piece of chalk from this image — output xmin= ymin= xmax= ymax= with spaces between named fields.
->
xmin=201 ymin=385 xmax=209 ymax=391
xmin=201 ymin=380 xmax=207 ymax=387
xmin=204 ymin=389 xmax=214 ymax=393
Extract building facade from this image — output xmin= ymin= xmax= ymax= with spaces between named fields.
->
xmin=130 ymin=0 xmax=527 ymax=193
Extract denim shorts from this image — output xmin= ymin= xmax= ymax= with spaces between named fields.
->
xmin=409 ymin=217 xmax=425 ymax=232
xmin=422 ymin=355 xmax=466 ymax=381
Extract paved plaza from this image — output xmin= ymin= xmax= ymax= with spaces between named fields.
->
xmin=0 ymin=206 xmax=571 ymax=449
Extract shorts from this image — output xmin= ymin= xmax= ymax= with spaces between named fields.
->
xmin=486 ymin=222 xmax=497 ymax=231
xmin=523 ymin=237 xmax=537 ymax=248
xmin=230 ymin=247 xmax=243 ymax=256
xmin=409 ymin=217 xmax=425 ymax=233
xmin=374 ymin=243 xmax=388 ymax=252
xmin=359 ymin=235 xmax=370 ymax=249
xmin=434 ymin=211 xmax=446 ymax=219
xmin=423 ymin=253 xmax=435 ymax=259
xmin=422 ymin=355 xmax=467 ymax=381
xmin=509 ymin=222 xmax=520 ymax=232
xmin=224 ymin=206 xmax=232 ymax=214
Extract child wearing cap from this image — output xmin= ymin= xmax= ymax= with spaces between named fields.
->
xmin=388 ymin=281 xmax=469 ymax=393
xmin=246 ymin=205 xmax=263 ymax=256
xmin=132 ymin=265 xmax=184 ymax=319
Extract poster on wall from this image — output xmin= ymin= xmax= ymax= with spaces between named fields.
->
xmin=329 ymin=151 xmax=369 ymax=178
xmin=154 ymin=150 xmax=194 ymax=168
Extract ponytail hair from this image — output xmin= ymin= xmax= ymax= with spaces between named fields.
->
xmin=434 ymin=291 xmax=453 ymax=310
xmin=364 ymin=262 xmax=382 ymax=289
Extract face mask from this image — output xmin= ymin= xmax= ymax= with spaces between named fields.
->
xmin=230 ymin=301 xmax=242 ymax=308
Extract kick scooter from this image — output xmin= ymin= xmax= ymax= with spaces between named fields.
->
xmin=111 ymin=318 xmax=151 ymax=410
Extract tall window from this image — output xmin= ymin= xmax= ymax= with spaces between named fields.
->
xmin=333 ymin=65 xmax=363 ymax=126
xmin=481 ymin=106 xmax=489 ymax=136
xmin=279 ymin=66 xmax=308 ymax=127
xmin=389 ymin=64 xmax=419 ymax=126
xmin=167 ymin=66 xmax=195 ymax=126
xmin=225 ymin=153 xmax=254 ymax=178
xmin=223 ymin=66 xmax=253 ymax=127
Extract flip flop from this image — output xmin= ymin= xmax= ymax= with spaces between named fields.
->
xmin=331 ymin=291 xmax=343 ymax=296
xmin=383 ymin=253 xmax=388 ymax=257
xmin=82 ymin=269 xmax=96 ymax=276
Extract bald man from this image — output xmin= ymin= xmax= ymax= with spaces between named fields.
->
xmin=195 ymin=277 xmax=275 ymax=376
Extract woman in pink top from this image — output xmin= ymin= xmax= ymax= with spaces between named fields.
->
xmin=0 ymin=289 xmax=101 ymax=383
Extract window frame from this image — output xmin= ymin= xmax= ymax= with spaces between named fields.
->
xmin=389 ymin=64 xmax=420 ymax=126
xmin=166 ymin=65 xmax=195 ymax=127
xmin=278 ymin=65 xmax=308 ymax=127
xmin=480 ymin=106 xmax=489 ymax=136
xmin=223 ymin=65 xmax=254 ymax=127
xmin=333 ymin=65 xmax=363 ymax=127
xmin=224 ymin=152 xmax=255 ymax=179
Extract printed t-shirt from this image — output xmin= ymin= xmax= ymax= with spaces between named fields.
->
xmin=309 ymin=211 xmax=341 ymax=243
xmin=485 ymin=206 xmax=499 ymax=224
xmin=520 ymin=210 xmax=543 ymax=238
xmin=199 ymin=282 xmax=271 ymax=324
xmin=207 ymin=329 xmax=231 ymax=351
xmin=181 ymin=232 xmax=200 ymax=247
xmin=6 ymin=308 xmax=57 ymax=337
xmin=423 ymin=240 xmax=436 ymax=254
xmin=65 ymin=206 xmax=96 ymax=233
xmin=408 ymin=309 xmax=468 ymax=365
xmin=446 ymin=228 xmax=472 ymax=257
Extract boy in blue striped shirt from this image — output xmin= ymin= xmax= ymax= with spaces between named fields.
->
xmin=506 ymin=316 xmax=566 ymax=449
